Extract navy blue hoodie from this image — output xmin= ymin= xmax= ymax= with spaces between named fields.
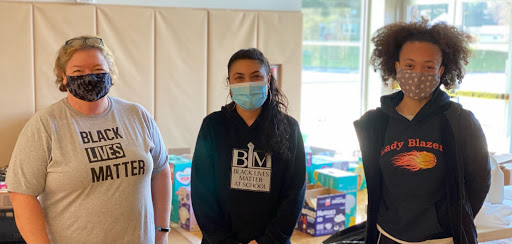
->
xmin=191 ymin=103 xmax=306 ymax=244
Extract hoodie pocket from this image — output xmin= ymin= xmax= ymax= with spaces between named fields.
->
xmin=380 ymin=202 xmax=445 ymax=241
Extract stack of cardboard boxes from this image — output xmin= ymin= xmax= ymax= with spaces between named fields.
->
xmin=315 ymin=168 xmax=358 ymax=228
xmin=297 ymin=147 xmax=365 ymax=236
xmin=169 ymin=146 xmax=369 ymax=236
xmin=168 ymin=155 xmax=199 ymax=232
xmin=296 ymin=185 xmax=347 ymax=236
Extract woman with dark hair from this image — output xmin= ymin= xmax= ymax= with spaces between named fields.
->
xmin=354 ymin=19 xmax=490 ymax=243
xmin=191 ymin=48 xmax=306 ymax=244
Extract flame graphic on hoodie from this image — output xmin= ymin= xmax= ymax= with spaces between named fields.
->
xmin=392 ymin=151 xmax=437 ymax=171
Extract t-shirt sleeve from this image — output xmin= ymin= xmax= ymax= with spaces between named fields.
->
xmin=143 ymin=111 xmax=168 ymax=174
xmin=6 ymin=115 xmax=52 ymax=196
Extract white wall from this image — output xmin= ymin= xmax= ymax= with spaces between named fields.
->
xmin=0 ymin=2 xmax=303 ymax=167
xmin=1 ymin=0 xmax=302 ymax=11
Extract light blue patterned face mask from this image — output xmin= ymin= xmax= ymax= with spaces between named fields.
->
xmin=230 ymin=81 xmax=268 ymax=111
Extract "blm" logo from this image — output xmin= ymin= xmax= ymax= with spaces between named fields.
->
xmin=230 ymin=142 xmax=272 ymax=192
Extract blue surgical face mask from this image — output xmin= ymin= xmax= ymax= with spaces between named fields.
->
xmin=230 ymin=81 xmax=268 ymax=111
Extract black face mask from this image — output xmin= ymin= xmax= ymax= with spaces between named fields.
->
xmin=65 ymin=73 xmax=112 ymax=102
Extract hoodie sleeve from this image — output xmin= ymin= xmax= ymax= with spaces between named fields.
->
xmin=257 ymin=119 xmax=307 ymax=244
xmin=191 ymin=118 xmax=238 ymax=244
xmin=353 ymin=109 xmax=385 ymax=244
xmin=460 ymin=110 xmax=490 ymax=217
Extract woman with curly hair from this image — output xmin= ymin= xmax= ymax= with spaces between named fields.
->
xmin=354 ymin=19 xmax=490 ymax=243
xmin=191 ymin=48 xmax=306 ymax=244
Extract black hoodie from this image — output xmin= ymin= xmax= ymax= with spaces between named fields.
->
xmin=191 ymin=104 xmax=306 ymax=244
xmin=377 ymin=88 xmax=453 ymax=241
xmin=354 ymin=88 xmax=490 ymax=243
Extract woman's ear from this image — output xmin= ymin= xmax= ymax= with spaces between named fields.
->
xmin=439 ymin=66 xmax=445 ymax=77
xmin=395 ymin=61 xmax=400 ymax=73
xmin=60 ymin=70 xmax=67 ymax=85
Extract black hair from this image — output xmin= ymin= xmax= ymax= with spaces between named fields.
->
xmin=227 ymin=48 xmax=292 ymax=159
xmin=370 ymin=18 xmax=471 ymax=89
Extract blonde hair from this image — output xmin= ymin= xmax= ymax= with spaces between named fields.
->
xmin=54 ymin=35 xmax=118 ymax=92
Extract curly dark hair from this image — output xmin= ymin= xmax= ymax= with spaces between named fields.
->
xmin=226 ymin=48 xmax=292 ymax=159
xmin=370 ymin=19 xmax=471 ymax=89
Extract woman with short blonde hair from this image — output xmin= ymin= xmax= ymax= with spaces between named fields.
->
xmin=7 ymin=36 xmax=171 ymax=244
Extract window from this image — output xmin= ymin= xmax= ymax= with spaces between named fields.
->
xmin=301 ymin=0 xmax=364 ymax=156
xmin=301 ymin=0 xmax=512 ymax=154
xmin=407 ymin=0 xmax=512 ymax=153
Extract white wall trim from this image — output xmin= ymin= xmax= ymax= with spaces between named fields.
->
xmin=1 ymin=0 xmax=301 ymax=11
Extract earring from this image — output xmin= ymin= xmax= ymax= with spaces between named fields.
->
xmin=225 ymin=92 xmax=236 ymax=110
xmin=225 ymin=92 xmax=232 ymax=104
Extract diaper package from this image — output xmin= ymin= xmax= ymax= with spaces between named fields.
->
xmin=178 ymin=186 xmax=199 ymax=231
xmin=296 ymin=185 xmax=347 ymax=236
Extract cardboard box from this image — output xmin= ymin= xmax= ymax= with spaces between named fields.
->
xmin=169 ymin=155 xmax=192 ymax=223
xmin=494 ymin=153 xmax=512 ymax=186
xmin=500 ymin=165 xmax=511 ymax=186
xmin=314 ymin=168 xmax=358 ymax=227
xmin=296 ymin=186 xmax=346 ymax=236
xmin=0 ymin=189 xmax=12 ymax=209
xmin=178 ymin=186 xmax=200 ymax=231
xmin=308 ymin=155 xmax=350 ymax=184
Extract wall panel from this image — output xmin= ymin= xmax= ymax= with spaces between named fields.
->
xmin=0 ymin=2 xmax=302 ymax=165
xmin=258 ymin=11 xmax=302 ymax=121
xmin=97 ymin=5 xmax=155 ymax=114
xmin=207 ymin=10 xmax=257 ymax=114
xmin=0 ymin=2 xmax=34 ymax=167
xmin=155 ymin=8 xmax=208 ymax=150
xmin=33 ymin=3 xmax=96 ymax=111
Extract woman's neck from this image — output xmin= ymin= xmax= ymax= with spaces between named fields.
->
xmin=396 ymin=93 xmax=432 ymax=117
xmin=236 ymin=104 xmax=262 ymax=127
xmin=66 ymin=94 xmax=109 ymax=115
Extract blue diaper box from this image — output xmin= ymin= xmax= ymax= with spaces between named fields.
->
xmin=169 ymin=155 xmax=192 ymax=223
xmin=296 ymin=185 xmax=346 ymax=236
xmin=308 ymin=155 xmax=350 ymax=184
xmin=314 ymin=168 xmax=358 ymax=227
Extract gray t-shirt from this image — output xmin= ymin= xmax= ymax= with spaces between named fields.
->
xmin=6 ymin=96 xmax=168 ymax=244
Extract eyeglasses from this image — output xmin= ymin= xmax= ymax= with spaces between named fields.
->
xmin=65 ymin=37 xmax=104 ymax=47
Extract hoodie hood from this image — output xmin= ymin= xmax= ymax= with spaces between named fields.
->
xmin=380 ymin=87 xmax=451 ymax=122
